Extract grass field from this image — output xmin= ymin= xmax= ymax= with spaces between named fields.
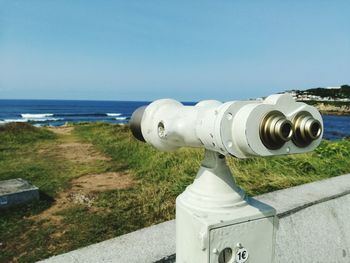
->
xmin=1 ymin=122 xmax=350 ymax=262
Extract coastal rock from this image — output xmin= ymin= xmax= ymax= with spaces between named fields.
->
xmin=315 ymin=103 xmax=350 ymax=115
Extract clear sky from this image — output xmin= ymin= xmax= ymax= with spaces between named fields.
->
xmin=0 ymin=1 xmax=349 ymax=101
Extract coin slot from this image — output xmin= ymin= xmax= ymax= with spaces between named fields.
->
xmin=218 ymin=247 xmax=233 ymax=263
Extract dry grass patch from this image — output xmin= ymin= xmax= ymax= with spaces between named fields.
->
xmin=72 ymin=172 xmax=133 ymax=192
xmin=31 ymin=127 xmax=132 ymax=223
xmin=31 ymin=171 xmax=133 ymax=224
xmin=47 ymin=126 xmax=74 ymax=135
xmin=57 ymin=142 xmax=111 ymax=163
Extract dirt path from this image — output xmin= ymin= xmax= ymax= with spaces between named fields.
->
xmin=32 ymin=126 xmax=133 ymax=223
xmin=46 ymin=126 xmax=111 ymax=163
xmin=47 ymin=126 xmax=74 ymax=136
xmin=32 ymin=171 xmax=133 ymax=224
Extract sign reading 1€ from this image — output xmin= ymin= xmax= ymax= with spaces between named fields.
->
xmin=235 ymin=247 xmax=249 ymax=263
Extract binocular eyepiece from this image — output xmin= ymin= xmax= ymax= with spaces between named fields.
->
xmin=260 ymin=111 xmax=321 ymax=150
xmin=260 ymin=111 xmax=293 ymax=150
xmin=129 ymin=94 xmax=323 ymax=158
xmin=292 ymin=112 xmax=322 ymax=147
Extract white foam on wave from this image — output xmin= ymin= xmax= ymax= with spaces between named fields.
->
xmin=106 ymin=113 xmax=122 ymax=117
xmin=28 ymin=117 xmax=63 ymax=122
xmin=3 ymin=119 xmax=29 ymax=123
xmin=115 ymin=116 xmax=127 ymax=120
xmin=21 ymin=113 xmax=54 ymax=119
xmin=1 ymin=117 xmax=63 ymax=123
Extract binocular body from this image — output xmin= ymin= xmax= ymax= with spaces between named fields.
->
xmin=130 ymin=93 xmax=323 ymax=262
xmin=130 ymin=94 xmax=323 ymax=158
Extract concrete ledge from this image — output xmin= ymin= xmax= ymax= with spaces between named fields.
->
xmin=257 ymin=173 xmax=350 ymax=217
xmin=40 ymin=173 xmax=350 ymax=263
xmin=40 ymin=221 xmax=176 ymax=263
xmin=0 ymin=178 xmax=39 ymax=209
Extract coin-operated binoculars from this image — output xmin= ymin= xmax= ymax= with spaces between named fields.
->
xmin=130 ymin=94 xmax=323 ymax=263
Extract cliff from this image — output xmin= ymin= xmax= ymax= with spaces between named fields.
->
xmin=314 ymin=102 xmax=350 ymax=115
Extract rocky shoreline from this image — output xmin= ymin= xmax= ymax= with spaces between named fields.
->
xmin=298 ymin=101 xmax=350 ymax=115
xmin=314 ymin=102 xmax=350 ymax=116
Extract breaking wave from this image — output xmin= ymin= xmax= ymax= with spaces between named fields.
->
xmin=1 ymin=117 xmax=63 ymax=123
xmin=20 ymin=113 xmax=124 ymax=118
xmin=21 ymin=113 xmax=54 ymax=119
xmin=106 ymin=113 xmax=122 ymax=117
xmin=2 ymin=119 xmax=29 ymax=123
xmin=2 ymin=111 xmax=130 ymax=126
xmin=115 ymin=116 xmax=128 ymax=120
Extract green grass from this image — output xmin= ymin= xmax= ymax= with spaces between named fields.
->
xmin=74 ymin=123 xmax=350 ymax=196
xmin=1 ymin=122 xmax=350 ymax=262
xmin=304 ymin=100 xmax=350 ymax=108
xmin=0 ymin=123 xmax=110 ymax=196
xmin=0 ymin=123 xmax=61 ymax=194
xmin=0 ymin=123 xmax=115 ymax=262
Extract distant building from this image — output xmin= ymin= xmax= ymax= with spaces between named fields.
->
xmin=285 ymin=85 xmax=350 ymax=102
xmin=325 ymin=86 xmax=341 ymax=89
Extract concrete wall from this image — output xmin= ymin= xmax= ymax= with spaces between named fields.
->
xmin=41 ymin=173 xmax=350 ymax=263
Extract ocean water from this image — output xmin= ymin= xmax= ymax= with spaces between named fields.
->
xmin=0 ymin=100 xmax=349 ymax=140
xmin=322 ymin=115 xmax=350 ymax=140
xmin=0 ymin=100 xmax=150 ymax=126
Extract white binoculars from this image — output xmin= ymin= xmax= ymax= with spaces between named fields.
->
xmin=130 ymin=94 xmax=323 ymax=158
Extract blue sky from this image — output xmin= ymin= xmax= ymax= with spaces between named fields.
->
xmin=0 ymin=1 xmax=349 ymax=101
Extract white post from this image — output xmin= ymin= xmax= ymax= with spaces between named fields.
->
xmin=176 ymin=150 xmax=276 ymax=263
xmin=129 ymin=93 xmax=324 ymax=263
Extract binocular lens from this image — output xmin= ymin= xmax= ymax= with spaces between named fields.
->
xmin=276 ymin=119 xmax=293 ymax=142
xmin=260 ymin=111 xmax=293 ymax=150
xmin=292 ymin=112 xmax=322 ymax=147
xmin=260 ymin=111 xmax=322 ymax=149
xmin=130 ymin=106 xmax=147 ymax=142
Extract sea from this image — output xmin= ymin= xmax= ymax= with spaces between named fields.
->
xmin=0 ymin=99 xmax=349 ymax=141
